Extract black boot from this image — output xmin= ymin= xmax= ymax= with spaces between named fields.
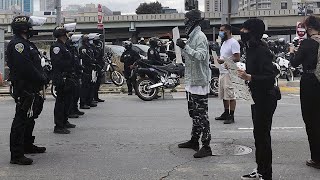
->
xmin=215 ymin=111 xmax=228 ymax=120
xmin=178 ymin=138 xmax=199 ymax=151
xmin=89 ymin=102 xmax=97 ymax=107
xmin=95 ymin=98 xmax=105 ymax=102
xmin=193 ymin=145 xmax=212 ymax=158
xmin=68 ymin=114 xmax=79 ymax=118
xmin=10 ymin=156 xmax=33 ymax=165
xmin=80 ymin=105 xmax=90 ymax=109
xmin=65 ymin=122 xmax=76 ymax=129
xmin=224 ymin=114 xmax=235 ymax=124
xmin=24 ymin=144 xmax=46 ymax=154
xmin=76 ymin=110 xmax=85 ymax=115
xmin=54 ymin=127 xmax=70 ymax=134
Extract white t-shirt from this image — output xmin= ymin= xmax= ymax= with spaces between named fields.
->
xmin=185 ymin=85 xmax=210 ymax=95
xmin=219 ymin=38 xmax=240 ymax=74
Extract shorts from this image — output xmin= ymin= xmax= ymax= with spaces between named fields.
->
xmin=218 ymin=73 xmax=236 ymax=100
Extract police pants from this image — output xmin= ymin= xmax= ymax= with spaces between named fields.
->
xmin=70 ymin=78 xmax=80 ymax=114
xmin=80 ymin=74 xmax=91 ymax=106
xmin=94 ymin=71 xmax=102 ymax=100
xmin=124 ymin=71 xmax=136 ymax=93
xmin=251 ymin=91 xmax=277 ymax=180
xmin=54 ymin=83 xmax=74 ymax=128
xmin=10 ymin=97 xmax=36 ymax=159
xmin=187 ymin=92 xmax=211 ymax=146
xmin=300 ymin=74 xmax=320 ymax=163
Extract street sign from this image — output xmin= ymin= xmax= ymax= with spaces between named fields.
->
xmin=97 ymin=4 xmax=104 ymax=30
xmin=296 ymin=22 xmax=306 ymax=39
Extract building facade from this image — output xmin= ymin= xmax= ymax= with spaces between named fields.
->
xmin=205 ymin=0 xmax=222 ymax=12
xmin=39 ymin=0 xmax=55 ymax=11
xmin=238 ymin=0 xmax=320 ymax=11
xmin=0 ymin=0 xmax=33 ymax=14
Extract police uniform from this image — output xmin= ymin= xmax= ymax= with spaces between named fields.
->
xmin=79 ymin=42 xmax=97 ymax=108
xmin=90 ymin=42 xmax=105 ymax=102
xmin=51 ymin=39 xmax=76 ymax=133
xmin=120 ymin=48 xmax=140 ymax=94
xmin=7 ymin=16 xmax=47 ymax=165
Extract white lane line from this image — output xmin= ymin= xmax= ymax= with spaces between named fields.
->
xmin=238 ymin=127 xmax=304 ymax=130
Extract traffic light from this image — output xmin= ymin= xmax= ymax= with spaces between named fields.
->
xmin=185 ymin=0 xmax=198 ymax=11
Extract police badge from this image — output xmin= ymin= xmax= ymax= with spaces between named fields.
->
xmin=15 ymin=43 xmax=24 ymax=53
xmin=53 ymin=47 xmax=60 ymax=54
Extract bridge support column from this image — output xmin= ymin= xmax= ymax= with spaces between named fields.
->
xmin=131 ymin=31 xmax=139 ymax=44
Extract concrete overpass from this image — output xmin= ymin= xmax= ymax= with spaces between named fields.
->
xmin=1 ymin=9 xmax=319 ymax=41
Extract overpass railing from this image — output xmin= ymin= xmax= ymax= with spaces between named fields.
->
xmin=1 ymin=9 xmax=320 ymax=25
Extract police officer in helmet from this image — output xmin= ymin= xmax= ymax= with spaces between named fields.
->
xmin=51 ymin=25 xmax=77 ymax=134
xmin=120 ymin=41 xmax=140 ymax=95
xmin=79 ymin=35 xmax=97 ymax=109
xmin=7 ymin=16 xmax=47 ymax=165
xmin=148 ymin=37 xmax=164 ymax=65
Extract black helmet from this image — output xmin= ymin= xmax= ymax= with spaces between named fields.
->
xmin=11 ymin=16 xmax=32 ymax=35
xmin=149 ymin=37 xmax=160 ymax=48
xmin=82 ymin=34 xmax=90 ymax=44
xmin=53 ymin=26 xmax=67 ymax=38
xmin=122 ymin=41 xmax=132 ymax=50
xmin=242 ymin=18 xmax=265 ymax=40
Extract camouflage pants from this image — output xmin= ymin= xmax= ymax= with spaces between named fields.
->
xmin=187 ymin=92 xmax=211 ymax=145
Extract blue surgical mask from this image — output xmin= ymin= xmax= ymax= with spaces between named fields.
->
xmin=219 ymin=31 xmax=225 ymax=39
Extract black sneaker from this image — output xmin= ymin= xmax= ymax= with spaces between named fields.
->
xmin=80 ymin=105 xmax=90 ymax=109
xmin=65 ymin=122 xmax=76 ymax=129
xmin=76 ymin=110 xmax=85 ymax=116
xmin=241 ymin=169 xmax=264 ymax=180
xmin=128 ymin=92 xmax=133 ymax=95
xmin=54 ymin=127 xmax=70 ymax=134
xmin=215 ymin=112 xmax=228 ymax=121
xmin=224 ymin=115 xmax=235 ymax=124
xmin=306 ymin=159 xmax=320 ymax=169
xmin=68 ymin=114 xmax=79 ymax=118
xmin=10 ymin=156 xmax=33 ymax=165
xmin=178 ymin=140 xmax=199 ymax=151
xmin=24 ymin=145 xmax=46 ymax=154
xmin=193 ymin=146 xmax=212 ymax=158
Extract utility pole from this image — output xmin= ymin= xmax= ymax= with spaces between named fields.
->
xmin=55 ymin=0 xmax=62 ymax=26
xmin=227 ymin=0 xmax=231 ymax=25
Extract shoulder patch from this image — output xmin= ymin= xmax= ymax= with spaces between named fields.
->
xmin=150 ymin=50 xmax=154 ymax=55
xmin=15 ymin=43 xmax=24 ymax=53
xmin=53 ymin=47 xmax=60 ymax=54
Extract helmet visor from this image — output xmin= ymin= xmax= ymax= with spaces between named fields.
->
xmin=29 ymin=16 xmax=47 ymax=26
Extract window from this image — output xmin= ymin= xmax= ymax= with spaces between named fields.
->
xmin=281 ymin=2 xmax=288 ymax=9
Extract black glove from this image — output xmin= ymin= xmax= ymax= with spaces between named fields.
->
xmin=176 ymin=38 xmax=186 ymax=49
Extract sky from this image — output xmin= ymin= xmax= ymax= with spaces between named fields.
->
xmin=34 ymin=0 xmax=205 ymax=14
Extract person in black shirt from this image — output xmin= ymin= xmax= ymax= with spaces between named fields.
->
xmin=51 ymin=26 xmax=77 ymax=134
xmin=237 ymin=19 xmax=278 ymax=180
xmin=147 ymin=37 xmax=163 ymax=65
xmin=7 ymin=16 xmax=47 ymax=165
xmin=289 ymin=16 xmax=320 ymax=169
xmin=120 ymin=41 xmax=140 ymax=95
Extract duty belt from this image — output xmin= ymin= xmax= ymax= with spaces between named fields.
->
xmin=305 ymin=69 xmax=315 ymax=74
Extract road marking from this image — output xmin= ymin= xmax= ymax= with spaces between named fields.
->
xmin=238 ymin=127 xmax=304 ymax=130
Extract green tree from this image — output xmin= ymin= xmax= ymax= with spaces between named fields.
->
xmin=136 ymin=1 xmax=163 ymax=14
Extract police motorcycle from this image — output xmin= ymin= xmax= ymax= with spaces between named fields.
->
xmin=131 ymin=58 xmax=185 ymax=101
xmin=102 ymin=52 xmax=125 ymax=86
xmin=275 ymin=52 xmax=294 ymax=81
xmin=50 ymin=23 xmax=77 ymax=98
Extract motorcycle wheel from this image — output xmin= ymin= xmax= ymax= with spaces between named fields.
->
xmin=51 ymin=85 xmax=57 ymax=98
xmin=286 ymin=69 xmax=294 ymax=81
xmin=9 ymin=84 xmax=14 ymax=99
xmin=110 ymin=70 xmax=124 ymax=86
xmin=210 ymin=77 xmax=219 ymax=96
xmin=135 ymin=78 xmax=159 ymax=101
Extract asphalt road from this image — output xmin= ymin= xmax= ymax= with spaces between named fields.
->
xmin=0 ymin=93 xmax=319 ymax=180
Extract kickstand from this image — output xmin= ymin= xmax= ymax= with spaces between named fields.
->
xmin=162 ymin=87 xmax=165 ymax=99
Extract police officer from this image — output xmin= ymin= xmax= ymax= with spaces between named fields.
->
xmin=79 ymin=35 xmax=97 ymax=109
xmin=89 ymin=34 xmax=105 ymax=103
xmin=120 ymin=41 xmax=140 ymax=95
xmin=147 ymin=37 xmax=164 ymax=65
xmin=7 ymin=16 xmax=47 ymax=165
xmin=51 ymin=26 xmax=77 ymax=134
xmin=66 ymin=35 xmax=85 ymax=118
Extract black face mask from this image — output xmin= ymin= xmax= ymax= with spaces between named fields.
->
xmin=26 ymin=30 xmax=37 ymax=39
xmin=240 ymin=32 xmax=251 ymax=43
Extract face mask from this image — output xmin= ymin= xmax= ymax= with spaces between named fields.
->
xmin=240 ymin=32 xmax=251 ymax=43
xmin=219 ymin=31 xmax=225 ymax=39
xmin=185 ymin=18 xmax=196 ymax=36
xmin=27 ymin=30 xmax=36 ymax=39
